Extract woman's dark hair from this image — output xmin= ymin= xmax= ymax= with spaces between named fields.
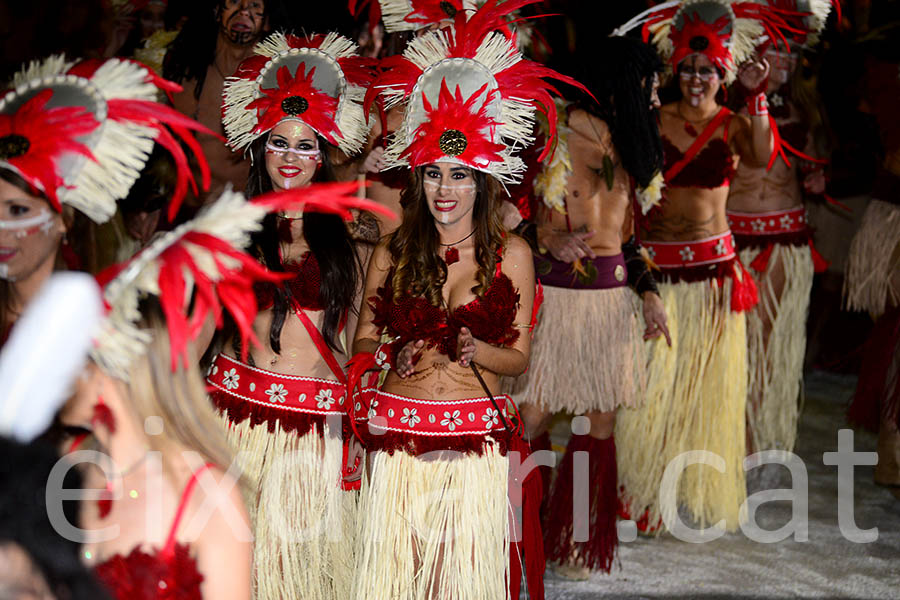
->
xmin=162 ymin=0 xmax=290 ymax=99
xmin=574 ymin=36 xmax=664 ymax=189
xmin=388 ymin=167 xmax=504 ymax=306
xmin=238 ymin=134 xmax=360 ymax=356
xmin=0 ymin=436 xmax=111 ymax=599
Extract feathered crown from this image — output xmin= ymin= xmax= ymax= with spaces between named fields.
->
xmin=365 ymin=0 xmax=587 ymax=185
xmin=92 ymin=183 xmax=394 ymax=381
xmin=352 ymin=0 xmax=478 ymax=33
xmin=614 ymin=0 xmax=798 ymax=84
xmin=758 ymin=0 xmax=840 ymax=47
xmin=0 ymin=56 xmax=213 ymax=223
xmin=223 ymin=32 xmax=377 ymax=156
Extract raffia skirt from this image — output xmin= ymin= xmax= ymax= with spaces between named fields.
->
xmin=506 ymin=285 xmax=645 ymax=414
xmin=738 ymin=242 xmax=814 ymax=455
xmin=616 ymin=262 xmax=750 ymax=533
xmin=351 ymin=389 xmax=512 ymax=600
xmin=844 ymin=199 xmax=900 ymax=316
xmin=207 ymin=353 xmax=356 ymax=600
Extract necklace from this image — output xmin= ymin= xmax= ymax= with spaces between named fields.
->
xmin=677 ymin=104 xmax=717 ymax=137
xmin=439 ymin=229 xmax=475 ymax=266
xmin=97 ymin=450 xmax=151 ymax=519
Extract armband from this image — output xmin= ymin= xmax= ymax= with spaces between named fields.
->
xmin=622 ymin=236 xmax=659 ymax=297
xmin=374 ymin=341 xmax=396 ymax=371
xmin=747 ymin=93 xmax=768 ymax=117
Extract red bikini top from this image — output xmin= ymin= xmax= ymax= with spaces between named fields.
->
xmin=370 ymin=261 xmax=521 ymax=361
xmin=94 ymin=464 xmax=213 ymax=600
xmin=662 ymin=114 xmax=736 ymax=189
xmin=255 ymin=251 xmax=323 ymax=311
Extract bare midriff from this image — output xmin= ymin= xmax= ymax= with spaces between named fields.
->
xmin=728 ymin=142 xmax=801 ymax=213
xmin=382 ymin=349 xmax=495 ymax=401
xmin=641 ymin=185 xmax=732 ymax=241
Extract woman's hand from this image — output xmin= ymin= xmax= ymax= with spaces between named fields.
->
xmin=344 ymin=435 xmax=365 ymax=483
xmin=803 ymin=168 xmax=827 ymax=195
xmin=542 ymin=231 xmax=596 ymax=263
xmin=642 ymin=291 xmax=672 ymax=346
xmin=396 ymin=339 xmax=424 ymax=377
xmin=738 ymin=55 xmax=770 ymax=95
xmin=359 ymin=146 xmax=386 ymax=174
xmin=457 ymin=327 xmax=478 ymax=368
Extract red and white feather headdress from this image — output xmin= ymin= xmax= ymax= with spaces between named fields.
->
xmin=366 ymin=0 xmax=586 ymax=185
xmin=92 ymin=183 xmax=394 ymax=380
xmin=758 ymin=0 xmax=840 ymax=47
xmin=222 ymin=32 xmax=377 ymax=156
xmin=349 ymin=0 xmax=477 ymax=33
xmin=0 ymin=56 xmax=213 ymax=223
xmin=614 ymin=0 xmax=799 ymax=84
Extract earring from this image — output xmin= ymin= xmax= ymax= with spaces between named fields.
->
xmin=91 ymin=396 xmax=116 ymax=434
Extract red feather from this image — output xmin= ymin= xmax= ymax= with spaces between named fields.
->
xmin=0 ymin=89 xmax=99 ymax=211
xmin=401 ymin=79 xmax=506 ymax=169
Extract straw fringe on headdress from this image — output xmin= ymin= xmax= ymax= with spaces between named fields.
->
xmin=366 ymin=0 xmax=587 ymax=185
xmin=222 ymin=31 xmax=376 ymax=156
xmin=376 ymin=0 xmax=478 ymax=32
xmin=0 ymin=56 xmax=214 ymax=223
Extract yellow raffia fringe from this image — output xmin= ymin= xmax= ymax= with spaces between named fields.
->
xmin=218 ymin=415 xmax=356 ymax=600
xmin=505 ymin=285 xmax=645 ymax=413
xmin=741 ymin=243 xmax=813 ymax=455
xmin=352 ymin=445 xmax=510 ymax=600
xmin=844 ymin=199 xmax=900 ymax=317
xmin=616 ymin=276 xmax=748 ymax=532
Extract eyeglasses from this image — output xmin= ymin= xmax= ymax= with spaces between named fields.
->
xmin=265 ymin=143 xmax=320 ymax=160
xmin=679 ymin=67 xmax=718 ymax=81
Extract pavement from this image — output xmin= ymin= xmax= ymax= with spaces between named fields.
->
xmin=540 ymin=370 xmax=900 ymax=599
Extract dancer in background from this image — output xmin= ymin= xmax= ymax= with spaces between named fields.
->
xmin=213 ymin=31 xmax=381 ymax=600
xmin=506 ymin=35 xmax=669 ymax=576
xmin=0 ymin=54 xmax=212 ymax=344
xmin=613 ymin=0 xmax=782 ymax=533
xmin=727 ymin=0 xmax=837 ymax=462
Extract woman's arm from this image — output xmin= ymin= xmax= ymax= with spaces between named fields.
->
xmin=459 ymin=235 xmax=535 ymax=377
xmin=345 ymin=241 xmax=376 ymax=355
xmin=733 ymin=57 xmax=773 ymax=168
xmin=352 ymin=239 xmax=393 ymax=357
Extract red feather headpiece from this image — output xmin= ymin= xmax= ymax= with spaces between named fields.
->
xmin=223 ymin=32 xmax=377 ymax=156
xmin=366 ymin=0 xmax=591 ymax=185
xmin=0 ymin=56 xmax=215 ymax=223
xmin=92 ymin=183 xmax=396 ymax=380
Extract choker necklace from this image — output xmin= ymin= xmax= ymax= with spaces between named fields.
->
xmin=677 ymin=104 xmax=716 ymax=137
xmin=439 ymin=230 xmax=475 ymax=266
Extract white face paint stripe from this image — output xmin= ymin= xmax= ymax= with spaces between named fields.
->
xmin=423 ymin=181 xmax=476 ymax=192
xmin=0 ymin=264 xmax=8 ymax=280
xmin=0 ymin=209 xmax=54 ymax=231
xmin=265 ymin=143 xmax=321 ymax=160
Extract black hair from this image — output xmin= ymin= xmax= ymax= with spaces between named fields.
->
xmin=0 ymin=436 xmax=111 ymax=599
xmin=238 ymin=134 xmax=360 ymax=356
xmin=162 ymin=0 xmax=291 ymax=99
xmin=574 ymin=36 xmax=664 ymax=189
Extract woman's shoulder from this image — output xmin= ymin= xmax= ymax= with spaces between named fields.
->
xmin=500 ymin=234 xmax=534 ymax=278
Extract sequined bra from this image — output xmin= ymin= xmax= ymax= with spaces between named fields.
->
xmin=369 ymin=263 xmax=521 ymax=361
xmin=255 ymin=251 xmax=323 ymax=311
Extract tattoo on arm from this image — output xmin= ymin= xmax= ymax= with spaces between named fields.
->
xmin=349 ymin=211 xmax=381 ymax=243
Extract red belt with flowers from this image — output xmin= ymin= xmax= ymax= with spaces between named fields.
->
xmin=727 ymin=207 xmax=828 ymax=273
xmin=642 ymin=231 xmax=736 ymax=269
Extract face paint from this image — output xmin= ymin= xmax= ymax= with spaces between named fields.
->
xmin=264 ymin=120 xmax=320 ymax=191
xmin=0 ymin=209 xmax=55 ymax=238
xmin=265 ymin=143 xmax=321 ymax=161
xmin=423 ymin=163 xmax=478 ymax=226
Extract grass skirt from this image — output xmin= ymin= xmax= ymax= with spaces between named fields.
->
xmin=209 ymin=357 xmax=355 ymax=600
xmin=505 ymin=285 xmax=645 ymax=413
xmin=351 ymin=393 xmax=510 ymax=600
xmin=616 ymin=275 xmax=748 ymax=532
xmin=844 ymin=199 xmax=900 ymax=316
xmin=740 ymin=242 xmax=813 ymax=454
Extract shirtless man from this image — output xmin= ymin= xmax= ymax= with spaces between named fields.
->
xmin=165 ymin=0 xmax=271 ymax=203
xmin=506 ymin=36 xmax=669 ymax=576
xmin=615 ymin=33 xmax=773 ymax=535
xmin=728 ymin=42 xmax=828 ymax=460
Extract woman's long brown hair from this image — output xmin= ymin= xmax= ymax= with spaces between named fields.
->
xmin=387 ymin=166 xmax=506 ymax=305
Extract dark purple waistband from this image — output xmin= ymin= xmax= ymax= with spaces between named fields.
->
xmin=535 ymin=252 xmax=628 ymax=289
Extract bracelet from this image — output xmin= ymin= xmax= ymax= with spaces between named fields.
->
xmin=374 ymin=342 xmax=395 ymax=371
xmin=747 ymin=93 xmax=768 ymax=117
xmin=622 ymin=236 xmax=660 ymax=297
